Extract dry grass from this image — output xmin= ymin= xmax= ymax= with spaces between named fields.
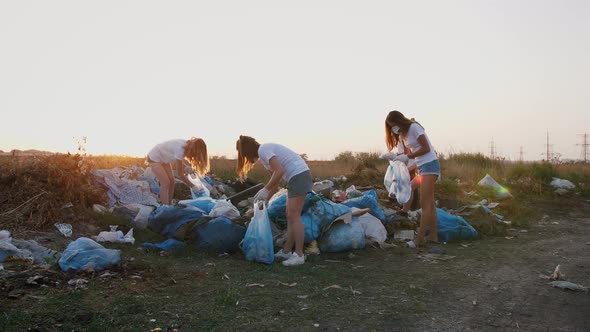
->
xmin=2 ymin=152 xmax=589 ymax=234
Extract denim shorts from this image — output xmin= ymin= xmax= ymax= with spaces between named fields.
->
xmin=287 ymin=170 xmax=313 ymax=198
xmin=417 ymin=159 xmax=441 ymax=177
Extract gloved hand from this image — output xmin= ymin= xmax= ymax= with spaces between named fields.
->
xmin=254 ymin=188 xmax=270 ymax=202
xmin=379 ymin=152 xmax=397 ymax=160
xmin=393 ymin=154 xmax=409 ymax=164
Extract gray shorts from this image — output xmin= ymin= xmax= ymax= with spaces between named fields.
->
xmin=287 ymin=170 xmax=313 ymax=198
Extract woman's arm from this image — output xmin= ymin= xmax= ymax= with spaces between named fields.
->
xmin=176 ymin=159 xmax=193 ymax=187
xmin=407 ymin=135 xmax=431 ymax=159
xmin=265 ymin=156 xmax=285 ymax=192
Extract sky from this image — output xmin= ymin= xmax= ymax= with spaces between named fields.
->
xmin=1 ymin=1 xmax=589 ymax=161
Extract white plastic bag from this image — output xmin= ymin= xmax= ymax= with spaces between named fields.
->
xmin=207 ymin=200 xmax=241 ymax=219
xmin=384 ymin=160 xmax=411 ymax=204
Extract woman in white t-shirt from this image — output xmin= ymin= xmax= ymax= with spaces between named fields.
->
xmin=384 ymin=111 xmax=441 ymax=248
xmin=236 ymin=135 xmax=312 ymax=267
xmin=147 ymin=138 xmax=210 ymax=205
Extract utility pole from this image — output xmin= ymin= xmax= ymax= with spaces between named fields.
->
xmin=578 ymin=133 xmax=589 ymax=163
xmin=542 ymin=130 xmax=553 ymax=162
xmin=519 ymin=146 xmax=524 ymax=162
xmin=489 ymin=138 xmax=496 ymax=160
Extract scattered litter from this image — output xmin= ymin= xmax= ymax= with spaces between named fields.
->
xmin=54 ymin=223 xmax=72 ymax=237
xmin=297 ymin=295 xmax=309 ymax=299
xmin=324 ymin=260 xmax=344 ymax=263
xmin=418 ymin=254 xmax=456 ymax=262
xmin=379 ymin=242 xmax=397 ymax=249
xmin=477 ymin=174 xmax=513 ymax=199
xmin=223 ymin=274 xmax=230 ymax=280
xmin=278 ymin=282 xmax=297 ymax=287
xmin=246 ymin=283 xmax=265 ymax=287
xmin=99 ymin=272 xmax=117 ymax=278
xmin=394 ymin=230 xmax=415 ymax=241
xmin=505 ymin=236 xmax=514 ymax=240
xmin=68 ymin=278 xmax=88 ymax=290
xmin=26 ymin=275 xmax=44 ymax=285
xmin=322 ymin=284 xmax=361 ymax=295
xmin=94 ymin=228 xmax=135 ymax=244
xmin=550 ymin=178 xmax=575 ymax=194
xmin=550 ymin=281 xmax=588 ymax=292
xmin=313 ymin=323 xmax=320 ymax=327
xmin=550 ymin=265 xmax=565 ymax=280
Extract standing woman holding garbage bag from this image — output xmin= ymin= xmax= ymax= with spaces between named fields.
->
xmin=236 ymin=135 xmax=312 ymax=266
xmin=147 ymin=138 xmax=210 ymax=205
xmin=383 ymin=111 xmax=441 ymax=248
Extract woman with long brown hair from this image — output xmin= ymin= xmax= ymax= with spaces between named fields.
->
xmin=236 ymin=135 xmax=312 ymax=266
xmin=383 ymin=110 xmax=440 ymax=248
xmin=147 ymin=137 xmax=210 ymax=205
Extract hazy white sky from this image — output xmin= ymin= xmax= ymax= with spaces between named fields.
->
xmin=1 ymin=1 xmax=589 ymax=161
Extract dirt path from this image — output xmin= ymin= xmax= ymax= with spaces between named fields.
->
xmin=412 ymin=198 xmax=590 ymax=331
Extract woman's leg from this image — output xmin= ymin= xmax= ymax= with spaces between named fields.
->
xmin=164 ymin=163 xmax=175 ymax=203
xmin=151 ymin=162 xmax=174 ymax=205
xmin=415 ymin=174 xmax=438 ymax=246
xmin=402 ymin=176 xmax=420 ymax=213
xmin=285 ymin=195 xmax=306 ymax=257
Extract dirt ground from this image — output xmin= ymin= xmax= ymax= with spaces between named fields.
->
xmin=1 ymin=196 xmax=589 ymax=332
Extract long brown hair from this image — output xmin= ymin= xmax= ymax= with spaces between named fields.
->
xmin=184 ymin=137 xmax=210 ymax=176
xmin=385 ymin=110 xmax=420 ymax=151
xmin=236 ymin=135 xmax=260 ymax=181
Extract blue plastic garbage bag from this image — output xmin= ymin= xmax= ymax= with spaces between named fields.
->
xmin=142 ymin=238 xmax=186 ymax=252
xmin=189 ymin=175 xmax=211 ymax=198
xmin=58 ymin=237 xmax=121 ymax=272
xmin=301 ymin=195 xmax=351 ymax=243
xmin=192 ymin=216 xmax=246 ymax=254
xmin=318 ymin=217 xmax=366 ymax=253
xmin=267 ymin=192 xmax=314 ymax=220
xmin=384 ymin=160 xmax=411 ymax=204
xmin=148 ymin=205 xmax=205 ymax=237
xmin=179 ymin=197 xmax=217 ymax=214
xmin=242 ymin=202 xmax=274 ymax=264
xmin=342 ymin=190 xmax=386 ymax=222
xmin=435 ymin=208 xmax=478 ymax=243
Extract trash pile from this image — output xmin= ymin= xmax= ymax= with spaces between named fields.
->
xmin=0 ymin=164 xmax=517 ymax=274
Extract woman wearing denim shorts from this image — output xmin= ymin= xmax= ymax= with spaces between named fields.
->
xmin=383 ymin=110 xmax=441 ymax=248
xmin=236 ymin=135 xmax=312 ymax=266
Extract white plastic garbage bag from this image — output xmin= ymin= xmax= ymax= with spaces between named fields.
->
xmin=550 ymin=178 xmax=575 ymax=190
xmin=352 ymin=208 xmax=387 ymax=244
xmin=477 ymin=174 xmax=513 ymax=199
xmin=384 ymin=160 xmax=411 ymax=204
xmin=207 ymin=200 xmax=241 ymax=219
xmin=94 ymin=227 xmax=135 ymax=244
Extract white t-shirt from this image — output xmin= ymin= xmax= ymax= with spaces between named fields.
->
xmin=148 ymin=139 xmax=187 ymax=163
xmin=397 ymin=141 xmax=417 ymax=169
xmin=258 ymin=143 xmax=309 ymax=182
xmin=401 ymin=123 xmax=437 ymax=167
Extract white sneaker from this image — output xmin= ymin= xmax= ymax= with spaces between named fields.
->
xmin=282 ymin=253 xmax=305 ymax=266
xmin=275 ymin=249 xmax=293 ymax=260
